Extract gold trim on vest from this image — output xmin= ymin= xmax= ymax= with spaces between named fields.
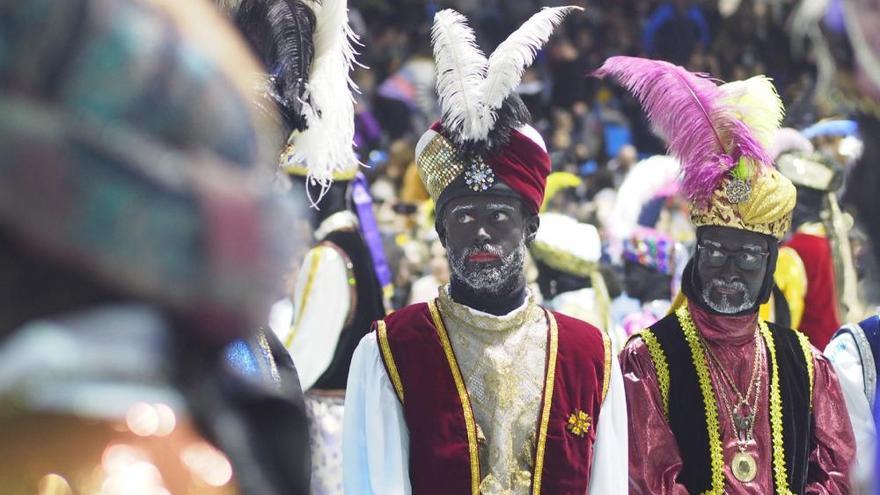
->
xmin=429 ymin=299 xmax=481 ymax=495
xmin=641 ymin=329 xmax=671 ymax=417
xmin=531 ymin=310 xmax=558 ymax=495
xmin=377 ymin=320 xmax=405 ymax=404
xmin=601 ymin=331 xmax=612 ymax=402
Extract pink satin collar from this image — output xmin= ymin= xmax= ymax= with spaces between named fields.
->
xmin=688 ymin=299 xmax=759 ymax=346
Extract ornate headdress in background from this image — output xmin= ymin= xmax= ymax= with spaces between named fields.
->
xmin=416 ymin=7 xmax=582 ymax=215
xmin=232 ymin=0 xmax=361 ymax=201
xmin=593 ymin=57 xmax=796 ymax=240
xmin=531 ymin=213 xmax=611 ymax=330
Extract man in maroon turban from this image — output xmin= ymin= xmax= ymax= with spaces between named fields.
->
xmin=342 ymin=6 xmax=628 ymax=494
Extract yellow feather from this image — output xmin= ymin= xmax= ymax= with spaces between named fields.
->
xmin=720 ymin=76 xmax=785 ymax=149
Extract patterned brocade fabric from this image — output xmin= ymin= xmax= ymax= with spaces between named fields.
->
xmin=436 ymin=287 xmax=547 ymax=495
xmin=690 ymin=170 xmax=796 ymax=240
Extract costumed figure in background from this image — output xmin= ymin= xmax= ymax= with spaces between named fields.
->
xmin=825 ymin=313 xmax=880 ymax=494
xmin=615 ymin=227 xmax=678 ymax=349
xmin=530 ymin=213 xmax=613 ymax=335
xmin=230 ymin=0 xmax=390 ymax=492
xmin=755 ymin=129 xmax=811 ymax=332
xmin=343 ymin=7 xmax=628 ymax=494
xmin=595 ymin=56 xmax=855 ymax=494
xmin=0 ymin=0 xmax=310 ymax=493
xmin=216 ymin=0 xmax=320 ymax=398
xmin=790 ymin=0 xmax=880 ymax=277
xmin=775 ymin=145 xmax=858 ymax=348
xmin=606 ymin=154 xmax=685 ymax=351
xmin=790 ymin=1 xmax=880 ymax=491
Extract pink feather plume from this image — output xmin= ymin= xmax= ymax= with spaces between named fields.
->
xmin=592 ymin=56 xmax=770 ymax=205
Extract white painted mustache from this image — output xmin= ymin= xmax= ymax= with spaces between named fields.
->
xmin=702 ymin=279 xmax=755 ymax=314
xmin=461 ymin=244 xmax=503 ymax=257
xmin=709 ymin=279 xmax=748 ymax=293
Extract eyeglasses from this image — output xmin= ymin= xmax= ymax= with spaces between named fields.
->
xmin=697 ymin=243 xmax=769 ymax=271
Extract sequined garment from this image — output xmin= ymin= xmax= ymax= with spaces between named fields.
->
xmin=436 ymin=287 xmax=547 ymax=495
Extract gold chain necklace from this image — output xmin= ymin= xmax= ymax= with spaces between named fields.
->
xmin=699 ymin=329 xmax=765 ymax=483
xmin=701 ymin=331 xmax=763 ymax=438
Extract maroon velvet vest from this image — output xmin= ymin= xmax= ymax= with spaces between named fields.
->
xmin=375 ymin=300 xmax=610 ymax=495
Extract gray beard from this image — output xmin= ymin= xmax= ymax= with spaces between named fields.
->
xmin=701 ymin=279 xmax=756 ymax=314
xmin=449 ymin=242 xmax=525 ymax=297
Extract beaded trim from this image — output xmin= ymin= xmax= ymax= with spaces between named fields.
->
xmin=793 ymin=330 xmax=815 ymax=408
xmin=675 ymin=306 xmax=726 ymax=495
xmin=376 ymin=320 xmax=405 ymax=404
xmin=758 ymin=321 xmax=795 ymax=495
xmin=428 ymin=299 xmax=481 ymax=494
xmin=640 ymin=329 xmax=671 ymax=418
xmin=531 ymin=310 xmax=559 ymax=495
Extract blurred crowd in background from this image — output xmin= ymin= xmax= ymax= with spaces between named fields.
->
xmin=340 ymin=0 xmax=878 ymax=314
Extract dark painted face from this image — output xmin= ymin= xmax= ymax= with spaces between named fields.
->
xmin=439 ymin=195 xmax=539 ymax=296
xmin=696 ymin=226 xmax=770 ymax=314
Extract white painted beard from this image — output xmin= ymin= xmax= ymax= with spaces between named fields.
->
xmin=449 ymin=242 xmax=525 ymax=296
xmin=701 ymin=279 xmax=756 ymax=314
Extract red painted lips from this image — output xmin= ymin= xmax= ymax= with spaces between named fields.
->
xmin=466 ymin=252 xmax=501 ymax=263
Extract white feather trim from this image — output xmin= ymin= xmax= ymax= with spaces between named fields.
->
xmin=481 ymin=7 xmax=580 ymax=128
xmin=431 ymin=9 xmax=489 ymax=143
xmin=609 ymin=155 xmax=681 ymax=238
xmin=290 ymin=0 xmax=361 ymax=206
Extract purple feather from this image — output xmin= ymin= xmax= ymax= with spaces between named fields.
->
xmin=592 ymin=56 xmax=770 ymax=205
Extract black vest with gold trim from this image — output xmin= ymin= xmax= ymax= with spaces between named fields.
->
xmin=640 ymin=306 xmax=814 ymax=494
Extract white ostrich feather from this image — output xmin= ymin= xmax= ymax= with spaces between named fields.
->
xmin=291 ymin=0 xmax=361 ymax=205
xmin=481 ymin=6 xmax=580 ymax=119
xmin=609 ymin=155 xmax=681 ymax=238
xmin=431 ymin=9 xmax=489 ymax=143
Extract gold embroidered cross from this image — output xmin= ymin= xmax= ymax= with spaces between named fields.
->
xmin=566 ymin=409 xmax=592 ymax=438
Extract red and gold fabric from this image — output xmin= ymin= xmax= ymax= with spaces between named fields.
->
xmin=375 ymin=301 xmax=609 ymax=494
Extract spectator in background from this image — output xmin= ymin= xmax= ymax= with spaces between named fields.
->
xmin=642 ymin=0 xmax=710 ymax=65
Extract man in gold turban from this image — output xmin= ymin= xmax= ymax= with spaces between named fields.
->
xmin=595 ymin=56 xmax=855 ymax=494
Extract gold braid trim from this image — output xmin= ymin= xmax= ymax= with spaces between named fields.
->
xmin=428 ymin=300 xmax=481 ymax=495
xmin=676 ymin=306 xmax=725 ymax=495
xmin=376 ymin=320 xmax=405 ymax=404
xmin=601 ymin=330 xmax=612 ymax=403
xmin=286 ymin=247 xmax=324 ymax=347
xmin=793 ymin=329 xmax=815 ymax=408
xmin=532 ymin=311 xmax=559 ymax=495
xmin=640 ymin=329 xmax=671 ymax=418
xmin=759 ymin=321 xmax=795 ymax=495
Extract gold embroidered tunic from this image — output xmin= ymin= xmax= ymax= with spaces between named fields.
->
xmin=436 ymin=287 xmax=547 ymax=495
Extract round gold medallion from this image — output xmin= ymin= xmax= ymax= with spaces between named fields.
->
xmin=732 ymin=452 xmax=757 ymax=482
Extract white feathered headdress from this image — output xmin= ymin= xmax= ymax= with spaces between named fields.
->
xmin=432 ymin=6 xmax=581 ymax=156
xmin=282 ymin=0 xmax=361 ymax=204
